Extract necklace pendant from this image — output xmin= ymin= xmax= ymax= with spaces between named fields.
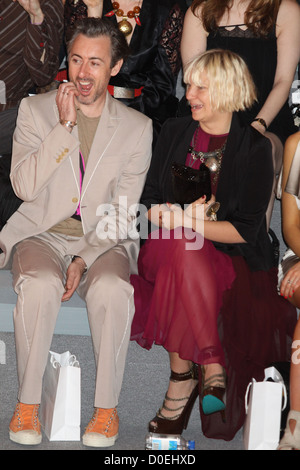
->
xmin=105 ymin=10 xmax=116 ymax=17
xmin=135 ymin=15 xmax=142 ymax=26
xmin=118 ymin=18 xmax=133 ymax=36
xmin=108 ymin=2 xmax=142 ymax=35
xmin=206 ymin=156 xmax=219 ymax=173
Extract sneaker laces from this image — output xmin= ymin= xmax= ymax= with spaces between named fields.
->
xmin=86 ymin=407 xmax=118 ymax=435
xmin=13 ymin=403 xmax=40 ymax=431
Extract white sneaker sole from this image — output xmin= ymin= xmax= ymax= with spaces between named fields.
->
xmin=83 ymin=432 xmax=118 ymax=448
xmin=9 ymin=429 xmax=42 ymax=446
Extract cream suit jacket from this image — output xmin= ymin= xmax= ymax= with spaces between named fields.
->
xmin=0 ymin=90 xmax=152 ymax=271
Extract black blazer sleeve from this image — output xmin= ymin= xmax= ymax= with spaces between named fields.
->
xmin=222 ymin=130 xmax=273 ymax=245
xmin=214 ymin=115 xmax=275 ymax=270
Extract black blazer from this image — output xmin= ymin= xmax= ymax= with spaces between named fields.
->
xmin=141 ymin=113 xmax=275 ymax=271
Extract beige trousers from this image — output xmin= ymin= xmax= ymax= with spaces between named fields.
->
xmin=11 ymin=232 xmax=134 ymax=408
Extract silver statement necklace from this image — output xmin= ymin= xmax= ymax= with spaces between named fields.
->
xmin=188 ymin=126 xmax=227 ymax=185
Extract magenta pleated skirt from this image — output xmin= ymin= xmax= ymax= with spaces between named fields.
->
xmin=130 ymin=228 xmax=297 ymax=440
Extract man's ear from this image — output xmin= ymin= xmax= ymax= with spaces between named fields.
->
xmin=111 ymin=59 xmax=123 ymax=77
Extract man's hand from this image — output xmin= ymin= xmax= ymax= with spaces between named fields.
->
xmin=62 ymin=257 xmax=87 ymax=302
xmin=56 ymin=82 xmax=79 ymax=132
xmin=14 ymin=0 xmax=44 ymax=24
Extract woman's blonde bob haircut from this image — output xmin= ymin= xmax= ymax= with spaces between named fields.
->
xmin=183 ymin=49 xmax=257 ymax=113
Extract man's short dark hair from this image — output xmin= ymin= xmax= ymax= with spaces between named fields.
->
xmin=68 ymin=17 xmax=130 ymax=68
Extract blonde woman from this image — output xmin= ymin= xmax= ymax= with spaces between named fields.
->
xmin=130 ymin=49 xmax=296 ymax=441
xmin=181 ymin=0 xmax=300 ymax=228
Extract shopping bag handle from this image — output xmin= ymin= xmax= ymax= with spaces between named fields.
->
xmin=50 ymin=355 xmax=60 ymax=369
xmin=49 ymin=352 xmax=80 ymax=368
xmin=245 ymin=380 xmax=255 ymax=414
xmin=264 ymin=366 xmax=284 ymax=383
xmin=245 ymin=368 xmax=288 ymax=414
xmin=264 ymin=367 xmax=287 ymax=411
xmin=69 ymin=354 xmax=80 ymax=368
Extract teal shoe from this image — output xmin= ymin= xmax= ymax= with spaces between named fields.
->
xmin=201 ymin=366 xmax=226 ymax=421
xmin=202 ymin=394 xmax=226 ymax=414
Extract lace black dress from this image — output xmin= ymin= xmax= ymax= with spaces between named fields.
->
xmin=64 ymin=0 xmax=185 ymax=134
xmin=207 ymin=24 xmax=297 ymax=143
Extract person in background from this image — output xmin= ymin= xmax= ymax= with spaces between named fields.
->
xmin=1 ymin=17 xmax=152 ymax=448
xmin=181 ymin=0 xmax=300 ymax=143
xmin=180 ymin=0 xmax=300 ymax=226
xmin=277 ymin=131 xmax=300 ymax=450
xmin=130 ymin=49 xmax=297 ymax=441
xmin=64 ymin=0 xmax=186 ymax=138
xmin=0 ymin=0 xmax=64 ymax=156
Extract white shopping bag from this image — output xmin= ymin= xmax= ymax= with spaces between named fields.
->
xmin=243 ymin=366 xmax=287 ymax=450
xmin=40 ymin=351 xmax=81 ymax=441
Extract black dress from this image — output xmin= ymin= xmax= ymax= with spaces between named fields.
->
xmin=64 ymin=0 xmax=185 ymax=134
xmin=207 ymin=24 xmax=297 ymax=143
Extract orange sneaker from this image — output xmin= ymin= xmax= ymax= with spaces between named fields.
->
xmin=9 ymin=402 xmax=42 ymax=445
xmin=83 ymin=407 xmax=119 ymax=447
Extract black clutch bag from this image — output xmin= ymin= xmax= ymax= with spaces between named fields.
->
xmin=171 ymin=162 xmax=212 ymax=207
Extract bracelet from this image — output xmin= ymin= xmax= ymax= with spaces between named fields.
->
xmin=252 ymin=118 xmax=267 ymax=131
xmin=71 ymin=255 xmax=87 ymax=274
xmin=60 ymin=119 xmax=77 ymax=130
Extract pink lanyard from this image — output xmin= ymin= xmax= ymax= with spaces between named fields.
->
xmin=74 ymin=151 xmax=85 ymax=218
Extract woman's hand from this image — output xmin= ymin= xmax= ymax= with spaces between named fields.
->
xmin=186 ymin=195 xmax=216 ymax=221
xmin=161 ymin=202 xmax=205 ymax=231
xmin=82 ymin=0 xmax=103 ymax=17
xmin=162 ymin=204 xmax=187 ymax=230
xmin=281 ymin=261 xmax=300 ymax=299
xmin=251 ymin=120 xmax=266 ymax=135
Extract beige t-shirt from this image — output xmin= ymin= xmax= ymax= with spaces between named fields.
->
xmin=48 ymin=109 xmax=100 ymax=236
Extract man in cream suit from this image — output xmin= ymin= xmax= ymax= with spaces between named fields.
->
xmin=1 ymin=18 xmax=152 ymax=447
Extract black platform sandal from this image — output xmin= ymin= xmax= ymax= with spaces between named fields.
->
xmin=148 ymin=365 xmax=198 ymax=435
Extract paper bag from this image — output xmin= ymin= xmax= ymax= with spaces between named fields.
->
xmin=40 ymin=350 xmax=81 ymax=441
xmin=243 ymin=366 xmax=287 ymax=450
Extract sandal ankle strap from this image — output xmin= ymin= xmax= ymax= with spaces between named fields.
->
xmin=170 ymin=364 xmax=198 ymax=382
xmin=203 ymin=372 xmax=226 ymax=390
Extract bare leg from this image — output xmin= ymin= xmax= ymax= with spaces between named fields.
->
xmin=288 ymin=287 xmax=300 ymax=434
xmin=278 ymin=287 xmax=300 ymax=447
xmin=162 ymin=353 xmax=197 ymax=418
